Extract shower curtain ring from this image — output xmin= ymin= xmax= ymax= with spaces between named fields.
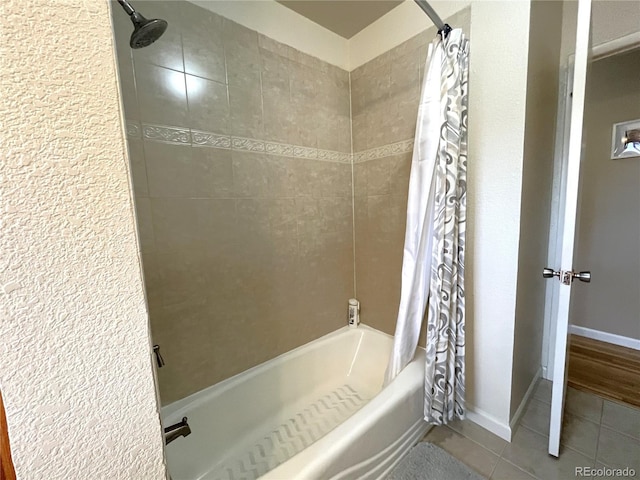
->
xmin=439 ymin=24 xmax=453 ymax=39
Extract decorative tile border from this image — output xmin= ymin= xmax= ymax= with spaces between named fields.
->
xmin=125 ymin=120 xmax=412 ymax=164
xmin=293 ymin=145 xmax=317 ymax=160
xmin=353 ymin=139 xmax=414 ymax=163
xmin=232 ymin=136 xmax=266 ymax=153
xmin=264 ymin=141 xmax=294 ymax=157
xmin=318 ymin=149 xmax=351 ymax=163
xmin=126 ymin=120 xmax=351 ymax=164
xmin=191 ymin=130 xmax=231 ymax=149
xmin=126 ymin=121 xmax=141 ymax=139
xmin=142 ymin=124 xmax=191 ymax=144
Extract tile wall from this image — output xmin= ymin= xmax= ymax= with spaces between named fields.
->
xmin=113 ymin=1 xmax=353 ymax=404
xmin=351 ymin=8 xmax=471 ymax=337
xmin=114 ymin=0 xmax=471 ymax=404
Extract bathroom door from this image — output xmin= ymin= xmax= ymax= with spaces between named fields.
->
xmin=546 ymin=0 xmax=592 ymax=458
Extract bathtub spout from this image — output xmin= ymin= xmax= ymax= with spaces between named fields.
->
xmin=164 ymin=417 xmax=191 ymax=445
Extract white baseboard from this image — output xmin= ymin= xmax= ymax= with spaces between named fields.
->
xmin=466 ymin=369 xmax=542 ymax=443
xmin=509 ymin=367 xmax=542 ymax=436
xmin=466 ymin=405 xmax=512 ymax=442
xmin=569 ymin=325 xmax=640 ymax=351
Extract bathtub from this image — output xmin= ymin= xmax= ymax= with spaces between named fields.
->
xmin=162 ymin=325 xmax=429 ymax=480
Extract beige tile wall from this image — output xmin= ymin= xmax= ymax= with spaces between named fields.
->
xmin=114 ymin=0 xmax=471 ymax=404
xmin=113 ymin=1 xmax=352 ymax=404
xmin=351 ymin=8 xmax=471 ymax=338
xmin=353 ymin=154 xmax=411 ymax=336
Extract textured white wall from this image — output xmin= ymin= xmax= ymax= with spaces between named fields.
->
xmin=511 ymin=0 xmax=564 ymax=418
xmin=0 ymin=1 xmax=166 ymax=478
xmin=464 ymin=1 xmax=531 ymax=436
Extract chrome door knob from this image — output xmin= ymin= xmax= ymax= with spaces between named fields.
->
xmin=572 ymin=271 xmax=591 ymax=283
xmin=543 ymin=267 xmax=560 ymax=278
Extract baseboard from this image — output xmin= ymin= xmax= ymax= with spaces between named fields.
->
xmin=569 ymin=325 xmax=640 ymax=351
xmin=509 ymin=367 xmax=542 ymax=437
xmin=466 ymin=368 xmax=542 ymax=443
xmin=465 ymin=405 xmax=512 ymax=442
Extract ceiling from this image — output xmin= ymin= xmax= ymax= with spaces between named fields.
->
xmin=276 ymin=0 xmax=403 ymax=39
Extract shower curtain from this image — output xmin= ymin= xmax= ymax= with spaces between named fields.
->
xmin=383 ymin=29 xmax=469 ymax=425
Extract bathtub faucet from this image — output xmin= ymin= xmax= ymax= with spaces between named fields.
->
xmin=164 ymin=417 xmax=191 ymax=445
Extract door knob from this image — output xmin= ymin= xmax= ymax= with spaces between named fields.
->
xmin=572 ymin=271 xmax=591 ymax=283
xmin=543 ymin=267 xmax=591 ymax=284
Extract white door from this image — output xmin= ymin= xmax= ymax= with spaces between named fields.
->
xmin=546 ymin=0 xmax=592 ymax=458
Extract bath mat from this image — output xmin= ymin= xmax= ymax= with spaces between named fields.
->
xmin=387 ymin=442 xmax=486 ymax=480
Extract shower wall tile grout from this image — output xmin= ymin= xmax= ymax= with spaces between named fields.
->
xmin=348 ymin=71 xmax=357 ymax=299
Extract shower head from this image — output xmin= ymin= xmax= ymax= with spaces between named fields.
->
xmin=129 ymin=12 xmax=168 ymax=49
xmin=117 ymin=0 xmax=168 ymax=49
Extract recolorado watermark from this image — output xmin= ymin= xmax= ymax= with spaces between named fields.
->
xmin=576 ymin=466 xmax=636 ymax=477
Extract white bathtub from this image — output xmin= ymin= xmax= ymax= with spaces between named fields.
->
xmin=162 ymin=325 xmax=429 ymax=480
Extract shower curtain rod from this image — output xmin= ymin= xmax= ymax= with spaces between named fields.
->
xmin=414 ymin=0 xmax=452 ymax=37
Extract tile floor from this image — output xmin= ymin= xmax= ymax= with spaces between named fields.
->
xmin=422 ymin=379 xmax=640 ymax=479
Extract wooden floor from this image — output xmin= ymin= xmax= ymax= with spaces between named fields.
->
xmin=568 ymin=334 xmax=640 ymax=408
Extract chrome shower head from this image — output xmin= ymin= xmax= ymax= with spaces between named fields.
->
xmin=117 ymin=0 xmax=168 ymax=49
